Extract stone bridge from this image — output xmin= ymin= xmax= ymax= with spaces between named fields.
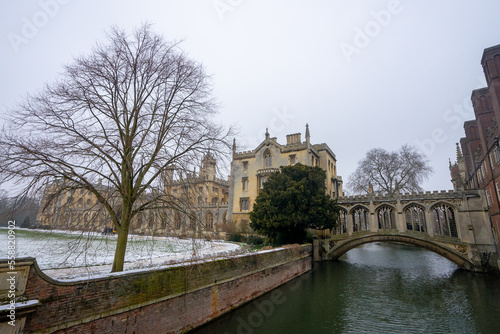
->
xmin=313 ymin=189 xmax=499 ymax=272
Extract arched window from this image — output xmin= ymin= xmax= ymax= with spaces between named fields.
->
xmin=264 ymin=149 xmax=272 ymax=168
xmin=337 ymin=209 xmax=347 ymax=234
xmin=377 ymin=206 xmax=396 ymax=230
xmin=352 ymin=207 xmax=369 ymax=232
xmin=174 ymin=211 xmax=182 ymax=230
xmin=432 ymin=204 xmax=458 ymax=237
xmin=405 ymin=205 xmax=426 ymax=232
xmin=189 ymin=213 xmax=197 ymax=231
xmin=205 ymin=212 xmax=214 ymax=230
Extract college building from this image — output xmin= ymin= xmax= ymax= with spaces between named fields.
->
xmin=450 ymin=43 xmax=500 ymax=253
xmin=228 ymin=124 xmax=343 ymax=230
xmin=37 ymin=125 xmax=342 ymax=237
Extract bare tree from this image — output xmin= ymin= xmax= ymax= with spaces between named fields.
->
xmin=0 ymin=25 xmax=232 ymax=272
xmin=347 ymin=145 xmax=433 ymax=196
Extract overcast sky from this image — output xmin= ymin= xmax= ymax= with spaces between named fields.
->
xmin=1 ymin=0 xmax=500 ymax=195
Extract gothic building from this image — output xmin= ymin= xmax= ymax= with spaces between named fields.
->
xmin=37 ymin=154 xmax=230 ymax=238
xmin=450 ymin=43 xmax=500 ymax=254
xmin=228 ymin=124 xmax=343 ymax=230
xmin=37 ymin=125 xmax=342 ymax=238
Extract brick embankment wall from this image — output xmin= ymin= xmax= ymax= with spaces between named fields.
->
xmin=22 ymin=244 xmax=312 ymax=333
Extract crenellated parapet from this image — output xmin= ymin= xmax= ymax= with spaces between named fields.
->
xmin=339 ymin=189 xmax=468 ymax=206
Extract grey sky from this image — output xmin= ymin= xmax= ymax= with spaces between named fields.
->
xmin=1 ymin=0 xmax=499 ymax=194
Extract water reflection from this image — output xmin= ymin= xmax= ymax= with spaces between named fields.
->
xmin=192 ymin=242 xmax=500 ymax=334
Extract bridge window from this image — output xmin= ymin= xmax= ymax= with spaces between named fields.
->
xmin=377 ymin=206 xmax=396 ymax=230
xmin=337 ymin=209 xmax=347 ymax=234
xmin=352 ymin=207 xmax=369 ymax=232
xmin=432 ymin=204 xmax=458 ymax=238
xmin=405 ymin=205 xmax=426 ymax=232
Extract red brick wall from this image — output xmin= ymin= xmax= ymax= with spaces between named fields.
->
xmin=22 ymin=245 xmax=312 ymax=333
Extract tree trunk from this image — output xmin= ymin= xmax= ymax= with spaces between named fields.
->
xmin=111 ymin=223 xmax=129 ymax=272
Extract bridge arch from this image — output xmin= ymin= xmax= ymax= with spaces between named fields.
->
xmin=326 ymin=234 xmax=475 ymax=271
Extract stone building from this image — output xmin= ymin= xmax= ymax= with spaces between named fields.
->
xmin=451 ymin=43 xmax=500 ymax=255
xmin=37 ymin=153 xmax=230 ymax=238
xmin=227 ymin=124 xmax=343 ymax=230
xmin=37 ymin=125 xmax=343 ymax=237
xmin=163 ymin=153 xmax=230 ymax=237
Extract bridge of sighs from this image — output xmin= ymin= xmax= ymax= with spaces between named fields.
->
xmin=313 ymin=189 xmax=499 ymax=272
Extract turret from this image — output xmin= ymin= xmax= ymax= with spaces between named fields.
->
xmin=199 ymin=152 xmax=217 ymax=180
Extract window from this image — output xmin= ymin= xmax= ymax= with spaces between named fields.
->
xmin=259 ymin=176 xmax=268 ymax=189
xmin=213 ymin=187 xmax=219 ymax=193
xmin=205 ymin=212 xmax=214 ymax=230
xmin=240 ymin=198 xmax=250 ymax=211
xmin=289 ymin=155 xmax=296 ymax=165
xmin=377 ymin=206 xmax=396 ymax=230
xmin=189 ymin=214 xmax=197 ymax=230
xmin=264 ymin=150 xmax=272 ymax=168
xmin=243 ymin=161 xmax=248 ymax=171
xmin=486 ymin=189 xmax=492 ymax=206
xmin=175 ymin=211 xmax=182 ymax=230
xmin=242 ymin=177 xmax=248 ymax=191
xmin=405 ymin=205 xmax=426 ymax=232
xmin=352 ymin=207 xmax=369 ymax=232
xmin=432 ymin=204 xmax=458 ymax=238
xmin=494 ymin=148 xmax=500 ymax=164
xmin=490 ymin=152 xmax=495 ymax=170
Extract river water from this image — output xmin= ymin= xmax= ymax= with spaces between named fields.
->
xmin=192 ymin=242 xmax=500 ymax=334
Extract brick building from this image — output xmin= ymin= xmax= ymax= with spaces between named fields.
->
xmin=451 ymin=43 xmax=500 ymax=254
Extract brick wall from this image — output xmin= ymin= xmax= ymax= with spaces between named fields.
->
xmin=19 ymin=245 xmax=311 ymax=333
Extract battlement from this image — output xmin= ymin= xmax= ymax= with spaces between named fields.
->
xmin=338 ymin=189 xmax=466 ymax=205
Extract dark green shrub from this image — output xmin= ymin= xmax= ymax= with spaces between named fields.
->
xmin=228 ymin=233 xmax=247 ymax=243
xmin=246 ymin=235 xmax=264 ymax=245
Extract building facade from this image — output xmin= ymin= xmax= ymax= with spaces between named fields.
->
xmin=227 ymin=124 xmax=343 ymax=229
xmin=37 ymin=154 xmax=230 ymax=238
xmin=451 ymin=43 xmax=500 ymax=255
xmin=37 ymin=125 xmax=343 ymax=237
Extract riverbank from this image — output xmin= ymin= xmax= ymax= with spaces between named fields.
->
xmin=0 ymin=244 xmax=312 ymax=333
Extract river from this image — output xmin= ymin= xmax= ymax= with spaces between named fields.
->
xmin=192 ymin=242 xmax=500 ymax=334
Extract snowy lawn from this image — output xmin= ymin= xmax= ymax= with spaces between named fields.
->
xmin=0 ymin=228 xmax=242 ymax=280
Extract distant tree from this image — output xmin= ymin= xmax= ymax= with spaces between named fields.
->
xmin=0 ymin=191 xmax=39 ymax=227
xmin=0 ymin=25 xmax=232 ymax=272
xmin=250 ymin=164 xmax=339 ymax=245
xmin=347 ymin=145 xmax=433 ymax=196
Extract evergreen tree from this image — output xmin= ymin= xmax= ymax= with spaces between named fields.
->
xmin=250 ymin=164 xmax=338 ymax=245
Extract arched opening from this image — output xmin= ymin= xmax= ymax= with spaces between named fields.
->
xmin=336 ymin=209 xmax=347 ymax=234
xmin=404 ymin=204 xmax=427 ymax=232
xmin=205 ymin=211 xmax=214 ymax=230
xmin=351 ymin=206 xmax=369 ymax=232
xmin=326 ymin=234 xmax=473 ymax=271
xmin=263 ymin=149 xmax=272 ymax=168
xmin=431 ymin=204 xmax=458 ymax=238
xmin=174 ymin=211 xmax=182 ymax=230
xmin=376 ymin=205 xmax=396 ymax=230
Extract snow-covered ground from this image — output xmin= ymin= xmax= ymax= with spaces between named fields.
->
xmin=0 ymin=228 xmax=242 ymax=280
